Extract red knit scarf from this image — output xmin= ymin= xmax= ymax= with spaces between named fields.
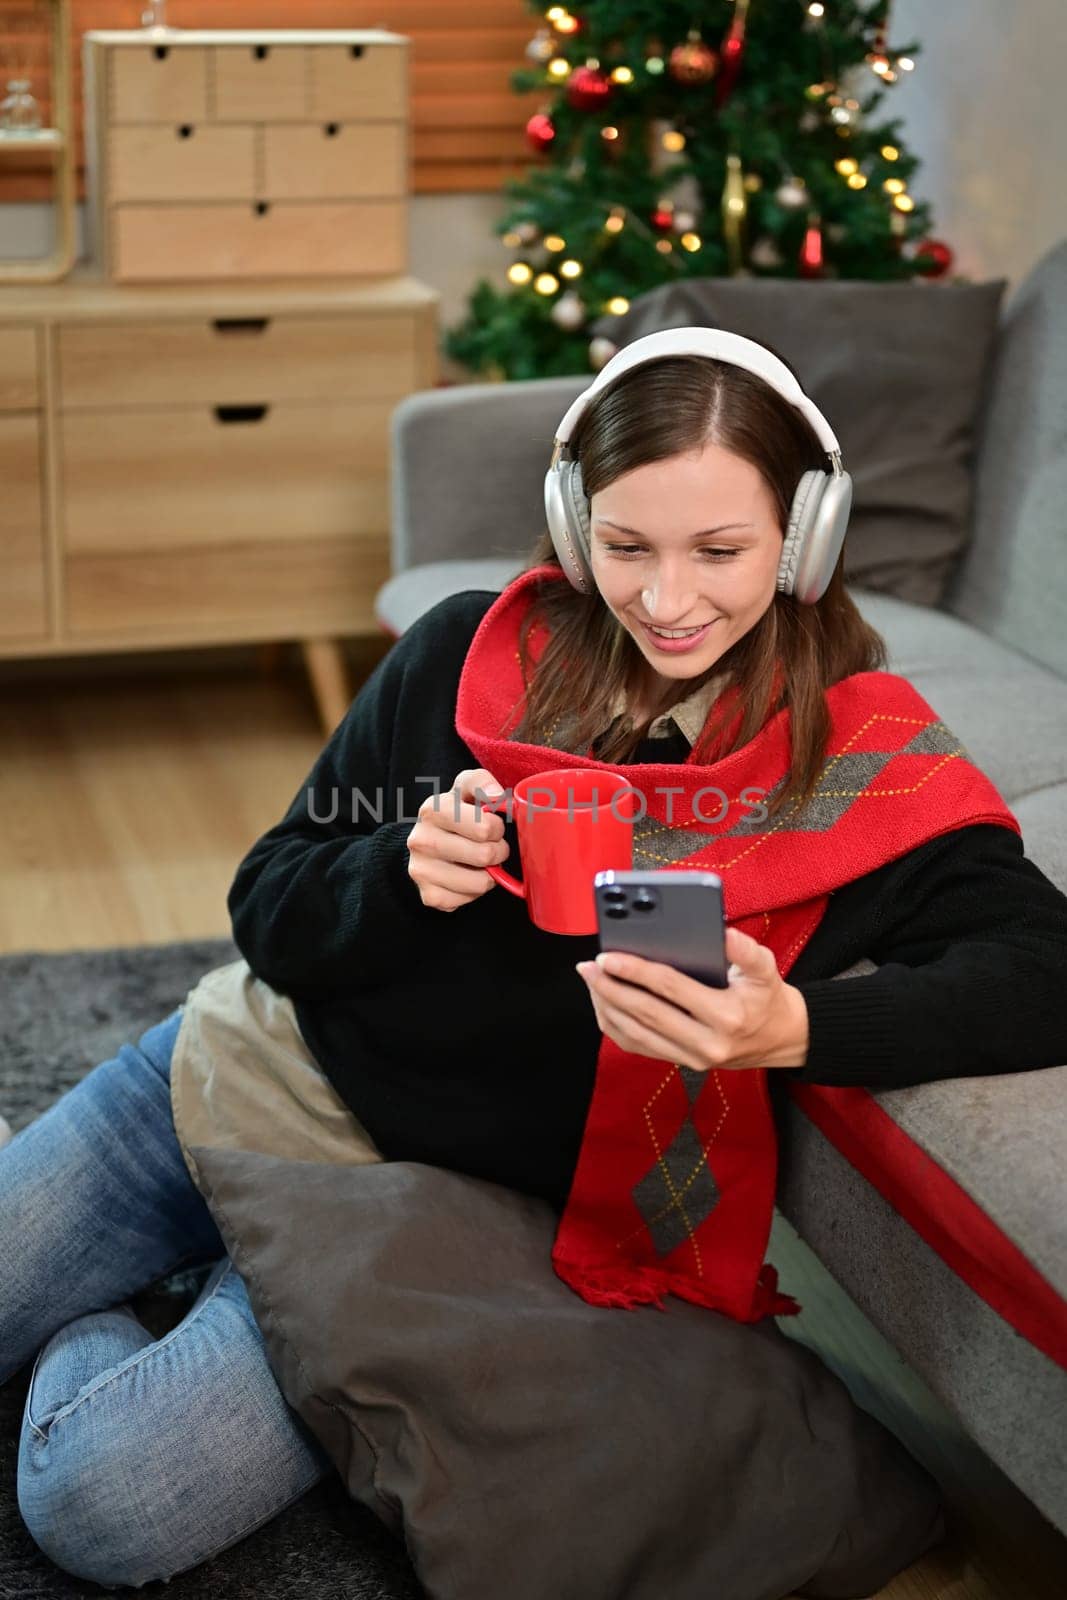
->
xmin=455 ymin=565 xmax=1020 ymax=1323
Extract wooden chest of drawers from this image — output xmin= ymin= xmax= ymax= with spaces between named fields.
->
xmin=0 ymin=272 xmax=438 ymax=727
xmin=83 ymin=29 xmax=410 ymax=283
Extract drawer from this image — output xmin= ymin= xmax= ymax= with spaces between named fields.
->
xmin=108 ymin=124 xmax=255 ymax=202
xmin=110 ymin=45 xmax=209 ymax=123
xmin=0 ymin=414 xmax=47 ymax=639
xmin=61 ymin=400 xmax=393 ymax=557
xmin=58 ymin=313 xmax=421 ymax=408
xmin=111 ymin=199 xmax=407 ymax=281
xmin=262 ymin=122 xmax=406 ymax=200
xmin=66 ymin=536 xmax=391 ymax=639
xmin=0 ymin=326 xmax=39 ymax=409
xmin=311 ymin=44 xmax=407 ymax=121
xmin=212 ymin=45 xmax=307 ymax=122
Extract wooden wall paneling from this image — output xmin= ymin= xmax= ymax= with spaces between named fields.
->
xmin=0 ymin=1 xmax=537 ymax=198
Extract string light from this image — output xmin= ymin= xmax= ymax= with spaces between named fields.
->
xmin=507 ymin=262 xmax=533 ymax=285
xmin=834 ymin=158 xmax=859 ymax=175
xmin=807 ymin=2 xmax=825 ymax=14
xmin=554 ymin=15 xmax=580 ymax=35
xmin=611 ymin=65 xmax=634 ymax=84
xmin=544 ymin=233 xmax=566 ymax=250
xmin=883 ymin=178 xmax=906 ymax=195
xmin=892 ymin=194 xmax=915 ymax=212
xmin=606 ymin=295 xmax=630 ymax=313
xmin=604 ymin=212 xmax=625 ymax=233
xmin=601 ymin=125 xmax=619 ymax=141
xmin=534 ymin=272 xmax=560 ymax=294
xmin=830 ymin=107 xmax=852 ymax=124
xmin=846 ymin=173 xmax=867 ymax=189
xmin=870 ymin=56 xmax=891 ymax=76
xmin=501 ymin=230 xmax=522 ymax=247
xmin=560 ymin=259 xmax=583 ymax=277
xmin=680 ymin=232 xmax=702 ymax=251
xmin=898 ymin=57 xmax=915 ymax=71
xmin=881 ymin=145 xmax=900 ymax=160
xmin=662 ymin=130 xmax=686 ymax=152
xmin=548 ymin=57 xmax=570 ymax=78
xmin=545 ymin=6 xmax=566 ymax=20
xmin=645 ymin=55 xmax=665 ymax=74
xmin=655 ymin=238 xmax=673 ymax=254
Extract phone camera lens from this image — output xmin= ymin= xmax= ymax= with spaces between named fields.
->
xmin=632 ymin=892 xmax=657 ymax=913
xmin=602 ymin=887 xmax=626 ymax=905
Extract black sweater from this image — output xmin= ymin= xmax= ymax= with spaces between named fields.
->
xmin=228 ymin=592 xmax=1067 ymax=1214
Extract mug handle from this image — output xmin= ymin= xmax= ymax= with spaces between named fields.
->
xmin=481 ymin=794 xmax=526 ymax=899
xmin=485 ymin=863 xmax=526 ymax=899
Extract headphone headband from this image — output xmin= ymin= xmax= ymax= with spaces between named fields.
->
xmin=553 ymin=326 xmax=841 ymax=458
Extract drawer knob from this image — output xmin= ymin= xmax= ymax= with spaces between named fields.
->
xmin=324 ymin=122 xmax=340 ymax=138
xmin=212 ymin=318 xmax=271 ymax=336
xmin=214 ymin=404 xmax=270 ymax=424
xmin=153 ymin=45 xmax=170 ymax=61
xmin=177 ymin=124 xmax=195 ymax=139
xmin=349 ymin=45 xmax=364 ymax=59
xmin=254 ymin=45 xmax=271 ymax=61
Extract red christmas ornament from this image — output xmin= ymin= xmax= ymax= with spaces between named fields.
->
xmin=525 ymin=111 xmax=556 ymax=153
xmin=798 ymin=216 xmax=825 ymax=279
xmin=651 ymin=205 xmax=675 ymax=232
xmin=715 ymin=0 xmax=750 ymax=108
xmin=669 ymin=33 xmax=718 ymax=85
xmin=913 ymin=237 xmax=955 ymax=279
xmin=566 ymin=65 xmax=612 ymax=111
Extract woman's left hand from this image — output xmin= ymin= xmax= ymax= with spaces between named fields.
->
xmin=576 ymin=926 xmax=809 ymax=1073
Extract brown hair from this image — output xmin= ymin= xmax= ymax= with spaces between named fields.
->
xmin=508 ymin=351 xmax=887 ymax=820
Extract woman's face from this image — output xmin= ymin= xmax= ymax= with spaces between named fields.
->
xmin=588 ymin=442 xmax=783 ymax=692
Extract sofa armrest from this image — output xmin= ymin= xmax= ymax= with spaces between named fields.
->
xmin=389 ymin=376 xmax=587 ymax=572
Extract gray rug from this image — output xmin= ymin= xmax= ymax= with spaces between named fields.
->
xmin=0 ymin=940 xmax=424 ymax=1599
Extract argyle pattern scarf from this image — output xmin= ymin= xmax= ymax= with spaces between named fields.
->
xmin=455 ymin=565 xmax=1020 ymax=1323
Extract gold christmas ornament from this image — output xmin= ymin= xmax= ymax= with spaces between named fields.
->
xmin=721 ymin=152 xmax=748 ymax=276
xmin=668 ymin=31 xmax=718 ymax=85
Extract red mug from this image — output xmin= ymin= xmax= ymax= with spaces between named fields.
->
xmin=483 ymin=768 xmax=637 ymax=935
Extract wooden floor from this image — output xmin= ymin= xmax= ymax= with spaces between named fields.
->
xmin=2 ymin=652 xmax=1065 ymax=1598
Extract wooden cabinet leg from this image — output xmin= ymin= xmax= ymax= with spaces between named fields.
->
xmin=301 ymin=638 xmax=351 ymax=736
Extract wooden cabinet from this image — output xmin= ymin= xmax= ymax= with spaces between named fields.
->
xmin=0 ymin=326 xmax=48 ymax=641
xmin=0 ymin=273 xmax=438 ymax=728
xmin=84 ymin=30 xmax=410 ymax=283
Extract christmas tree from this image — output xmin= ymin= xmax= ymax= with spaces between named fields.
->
xmin=445 ymin=0 xmax=952 ymax=380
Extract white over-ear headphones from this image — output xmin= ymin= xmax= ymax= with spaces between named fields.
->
xmin=543 ymin=326 xmax=853 ymax=605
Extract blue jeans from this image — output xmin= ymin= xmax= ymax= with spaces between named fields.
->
xmin=1 ymin=1007 xmax=333 ymax=1589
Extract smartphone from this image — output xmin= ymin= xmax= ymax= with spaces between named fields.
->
xmin=593 ymin=870 xmax=729 ymax=989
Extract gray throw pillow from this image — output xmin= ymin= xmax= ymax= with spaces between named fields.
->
xmin=193 ymin=1145 xmax=946 ymax=1600
xmin=593 ymin=276 xmax=1006 ymax=607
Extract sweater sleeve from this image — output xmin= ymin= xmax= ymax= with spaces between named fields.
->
xmin=227 ymin=595 xmax=487 ymax=997
xmin=786 ymin=823 xmax=1067 ymax=1088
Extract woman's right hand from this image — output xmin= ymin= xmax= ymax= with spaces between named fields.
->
xmin=406 ymin=769 xmax=511 ymax=912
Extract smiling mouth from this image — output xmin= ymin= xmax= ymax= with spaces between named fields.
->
xmin=638 ymin=620 xmax=715 ymax=636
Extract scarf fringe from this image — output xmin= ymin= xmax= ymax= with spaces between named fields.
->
xmin=552 ymin=1256 xmax=802 ymax=1321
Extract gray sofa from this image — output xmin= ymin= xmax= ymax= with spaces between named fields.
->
xmin=373 ymin=241 xmax=1067 ymax=1537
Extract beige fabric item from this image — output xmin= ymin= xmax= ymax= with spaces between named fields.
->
xmin=170 ymin=957 xmax=383 ymax=1189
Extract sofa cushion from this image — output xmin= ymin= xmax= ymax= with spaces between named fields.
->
xmin=850 ymin=589 xmax=1067 ymax=891
xmin=592 ymin=275 xmax=1007 ymax=608
xmin=946 ymin=238 xmax=1067 ymax=680
xmin=191 ymin=1144 xmax=946 ymax=1600
xmin=774 ymin=1059 xmax=1067 ymax=1536
xmin=375 ymin=559 xmax=525 ymax=638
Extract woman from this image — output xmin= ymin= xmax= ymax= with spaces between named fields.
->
xmin=3 ymin=328 xmax=1065 ymax=1593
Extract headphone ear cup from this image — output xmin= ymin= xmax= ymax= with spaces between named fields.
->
xmin=544 ymin=457 xmax=595 ymax=593
xmin=777 ymin=469 xmax=852 ymax=604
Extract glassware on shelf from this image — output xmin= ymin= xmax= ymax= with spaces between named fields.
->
xmin=140 ymin=1 xmax=171 ymax=31
xmin=0 ymin=79 xmax=42 ymax=133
